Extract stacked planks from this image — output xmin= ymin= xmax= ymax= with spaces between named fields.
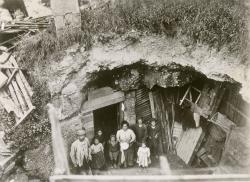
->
xmin=0 ymin=52 xmax=35 ymax=128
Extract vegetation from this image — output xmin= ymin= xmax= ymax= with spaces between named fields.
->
xmin=16 ymin=27 xmax=92 ymax=69
xmin=82 ymin=0 xmax=247 ymax=53
xmin=16 ymin=0 xmax=247 ymax=69
xmin=4 ymin=79 xmax=51 ymax=151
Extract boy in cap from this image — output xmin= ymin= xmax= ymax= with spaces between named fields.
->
xmin=70 ymin=129 xmax=92 ymax=174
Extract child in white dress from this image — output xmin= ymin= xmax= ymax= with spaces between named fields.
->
xmin=137 ymin=142 xmax=151 ymax=168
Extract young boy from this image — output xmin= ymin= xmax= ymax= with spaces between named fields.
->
xmin=70 ymin=130 xmax=92 ymax=174
xmin=107 ymin=134 xmax=119 ymax=168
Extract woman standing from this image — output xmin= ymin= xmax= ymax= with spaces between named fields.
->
xmin=116 ymin=121 xmax=136 ymax=168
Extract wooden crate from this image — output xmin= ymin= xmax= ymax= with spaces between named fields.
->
xmin=0 ymin=53 xmax=34 ymax=127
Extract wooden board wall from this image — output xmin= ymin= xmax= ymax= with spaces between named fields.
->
xmin=151 ymin=90 xmax=169 ymax=153
xmin=218 ymin=88 xmax=250 ymax=126
xmin=135 ymin=88 xmax=152 ymax=123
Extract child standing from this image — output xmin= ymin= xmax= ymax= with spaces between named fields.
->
xmin=137 ymin=142 xmax=151 ymax=169
xmin=107 ymin=135 xmax=120 ymax=168
xmin=90 ymin=138 xmax=106 ymax=170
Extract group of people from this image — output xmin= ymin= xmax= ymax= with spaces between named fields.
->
xmin=70 ymin=118 xmax=161 ymax=174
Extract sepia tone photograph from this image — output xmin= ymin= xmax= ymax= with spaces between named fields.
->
xmin=0 ymin=0 xmax=250 ymax=181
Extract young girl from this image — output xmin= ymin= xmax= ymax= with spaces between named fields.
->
xmin=107 ymin=134 xmax=120 ymax=168
xmin=90 ymin=137 xmax=106 ymax=170
xmin=96 ymin=129 xmax=105 ymax=146
xmin=137 ymin=142 xmax=151 ymax=169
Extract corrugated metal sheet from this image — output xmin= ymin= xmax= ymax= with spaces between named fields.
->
xmin=135 ymin=88 xmax=152 ymax=123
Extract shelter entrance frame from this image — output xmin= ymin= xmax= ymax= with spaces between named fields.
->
xmin=81 ymin=91 xmax=125 ymax=138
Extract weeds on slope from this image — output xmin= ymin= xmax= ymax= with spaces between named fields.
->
xmin=16 ymin=0 xmax=248 ymax=69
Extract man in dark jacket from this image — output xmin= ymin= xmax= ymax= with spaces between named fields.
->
xmin=147 ymin=119 xmax=161 ymax=159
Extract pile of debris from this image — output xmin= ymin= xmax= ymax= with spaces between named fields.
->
xmin=1 ymin=16 xmax=51 ymax=34
xmin=147 ymin=81 xmax=238 ymax=170
xmin=0 ymin=16 xmax=52 ymax=50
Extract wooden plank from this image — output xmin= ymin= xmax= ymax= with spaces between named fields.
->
xmin=225 ymin=102 xmax=250 ymax=121
xmin=5 ymin=81 xmax=23 ymax=118
xmin=176 ymin=127 xmax=204 ymax=165
xmin=152 ymin=91 xmax=168 ymax=153
xmin=50 ymin=174 xmax=250 ymax=182
xmin=0 ymin=65 xmax=19 ymax=69
xmin=6 ymin=69 xmax=18 ymax=86
xmin=135 ymin=88 xmax=152 ymax=121
xmin=180 ymin=86 xmax=191 ymax=105
xmin=9 ymin=57 xmax=33 ymax=97
xmin=0 ymin=91 xmax=17 ymax=114
xmin=15 ymin=106 xmax=35 ymax=126
xmin=82 ymin=91 xmax=125 ymax=114
xmin=14 ymin=70 xmax=33 ymax=108
xmin=6 ymin=70 xmax=27 ymax=112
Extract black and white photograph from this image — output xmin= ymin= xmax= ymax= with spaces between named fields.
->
xmin=0 ymin=0 xmax=250 ymax=181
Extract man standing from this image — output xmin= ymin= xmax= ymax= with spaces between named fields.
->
xmin=133 ymin=118 xmax=147 ymax=152
xmin=116 ymin=121 xmax=136 ymax=168
xmin=148 ymin=119 xmax=161 ymax=160
xmin=70 ymin=129 xmax=92 ymax=174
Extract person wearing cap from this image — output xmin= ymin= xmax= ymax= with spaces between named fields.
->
xmin=116 ymin=120 xmax=136 ymax=168
xmin=70 ymin=129 xmax=92 ymax=174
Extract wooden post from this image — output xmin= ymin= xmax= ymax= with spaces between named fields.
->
xmin=180 ymin=86 xmax=191 ymax=105
xmin=152 ymin=91 xmax=168 ymax=153
xmin=47 ymin=103 xmax=70 ymax=175
xmin=149 ymin=92 xmax=156 ymax=119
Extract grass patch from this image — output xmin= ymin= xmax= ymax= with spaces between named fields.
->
xmin=82 ymin=0 xmax=247 ymax=53
xmin=16 ymin=0 xmax=247 ymax=68
xmin=15 ymin=27 xmax=92 ymax=69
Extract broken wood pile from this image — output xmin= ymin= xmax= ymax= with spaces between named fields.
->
xmin=0 ymin=16 xmax=52 ymax=50
xmin=146 ymin=81 xmax=236 ymax=167
xmin=1 ymin=16 xmax=52 ymax=33
xmin=0 ymin=51 xmax=35 ymax=128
